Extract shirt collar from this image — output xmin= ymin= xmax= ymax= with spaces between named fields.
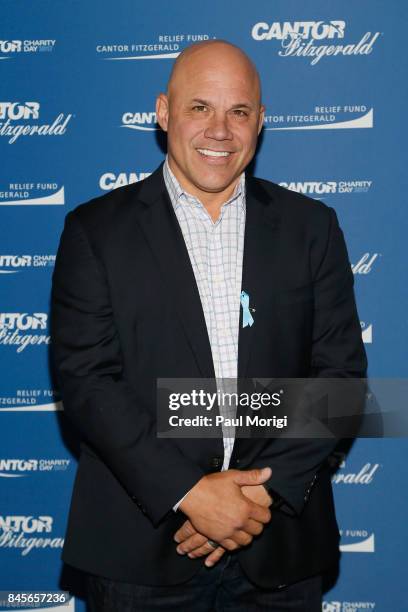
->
xmin=163 ymin=156 xmax=245 ymax=212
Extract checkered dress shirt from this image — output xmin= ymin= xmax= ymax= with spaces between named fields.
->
xmin=163 ymin=158 xmax=246 ymax=472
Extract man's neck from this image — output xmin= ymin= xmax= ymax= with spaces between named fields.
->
xmin=167 ymin=157 xmax=240 ymax=221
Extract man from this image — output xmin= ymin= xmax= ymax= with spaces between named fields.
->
xmin=51 ymin=41 xmax=367 ymax=610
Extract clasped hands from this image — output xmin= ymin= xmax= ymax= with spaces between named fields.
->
xmin=174 ymin=467 xmax=273 ymax=567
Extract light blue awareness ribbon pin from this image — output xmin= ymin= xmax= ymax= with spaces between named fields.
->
xmin=240 ymin=291 xmax=254 ymax=328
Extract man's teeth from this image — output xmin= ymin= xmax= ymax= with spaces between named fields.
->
xmin=197 ymin=149 xmax=231 ymax=157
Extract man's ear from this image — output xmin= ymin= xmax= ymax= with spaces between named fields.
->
xmin=257 ymin=104 xmax=265 ymax=135
xmin=156 ymin=93 xmax=169 ymax=132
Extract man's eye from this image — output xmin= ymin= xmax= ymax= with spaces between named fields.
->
xmin=232 ymin=109 xmax=248 ymax=117
xmin=192 ymin=105 xmax=208 ymax=112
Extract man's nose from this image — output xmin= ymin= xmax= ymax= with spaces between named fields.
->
xmin=204 ymin=113 xmax=233 ymax=141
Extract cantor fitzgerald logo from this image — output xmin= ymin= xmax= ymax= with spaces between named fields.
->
xmin=121 ymin=111 xmax=159 ymax=131
xmin=0 ymin=515 xmax=64 ymax=556
xmin=339 ymin=529 xmax=375 ymax=553
xmin=323 ymin=602 xmax=376 ymax=612
xmin=0 ymin=389 xmax=62 ymax=412
xmin=96 ymin=33 xmax=211 ymax=60
xmin=264 ymin=104 xmax=373 ymax=131
xmin=0 ymin=182 xmax=65 ymax=206
xmin=0 ymin=312 xmax=50 ymax=353
xmin=251 ymin=20 xmax=381 ymax=66
xmin=332 ymin=461 xmax=380 ymax=485
xmin=0 ymin=255 xmax=56 ymax=273
xmin=0 ymin=102 xmax=73 ymax=144
xmin=351 ymin=253 xmax=380 ymax=275
xmin=99 ymin=171 xmax=152 ymax=191
xmin=279 ymin=180 xmax=372 ymax=196
xmin=0 ymin=39 xmax=56 ymax=59
xmin=0 ymin=459 xmax=70 ymax=477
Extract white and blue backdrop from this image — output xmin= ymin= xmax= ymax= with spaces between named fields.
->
xmin=1 ymin=1 xmax=407 ymax=610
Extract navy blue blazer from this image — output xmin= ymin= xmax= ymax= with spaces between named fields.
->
xmin=51 ymin=164 xmax=367 ymax=587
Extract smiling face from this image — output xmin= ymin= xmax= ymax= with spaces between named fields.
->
xmin=156 ymin=42 xmax=264 ymax=204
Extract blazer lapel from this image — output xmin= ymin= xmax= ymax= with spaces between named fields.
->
xmin=238 ymin=177 xmax=281 ymax=378
xmin=134 ymin=166 xmax=215 ymax=379
xmin=133 ymin=166 xmax=281 ymax=381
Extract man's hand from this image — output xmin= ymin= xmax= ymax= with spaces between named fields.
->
xmin=178 ymin=467 xmax=271 ymax=547
xmin=175 ymin=480 xmax=273 ymax=566
xmin=176 ymin=468 xmax=272 ymax=564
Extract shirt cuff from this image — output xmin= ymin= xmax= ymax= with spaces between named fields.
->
xmin=173 ymin=490 xmax=190 ymax=512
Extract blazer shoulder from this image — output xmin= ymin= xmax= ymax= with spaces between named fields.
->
xmin=66 ymin=179 xmax=146 ymax=229
xmin=251 ymin=175 xmax=334 ymax=225
xmin=63 ymin=166 xmax=164 ymax=238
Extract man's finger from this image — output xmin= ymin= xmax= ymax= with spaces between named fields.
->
xmin=242 ymin=518 xmax=264 ymax=536
xmin=219 ymin=530 xmax=252 ymax=549
xmin=248 ymin=502 xmax=272 ymax=525
xmin=187 ymin=540 xmax=221 ymax=559
xmin=205 ymin=546 xmax=225 ymax=567
xmin=241 ymin=484 xmax=273 ymax=507
xmin=176 ymin=533 xmax=207 ymax=554
xmin=219 ymin=538 xmax=239 ymax=551
xmin=234 ymin=530 xmax=253 ymax=547
xmin=174 ymin=520 xmax=196 ymax=543
xmin=232 ymin=467 xmax=272 ymax=486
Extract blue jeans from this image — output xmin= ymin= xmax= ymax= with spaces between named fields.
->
xmin=86 ymin=554 xmax=322 ymax=611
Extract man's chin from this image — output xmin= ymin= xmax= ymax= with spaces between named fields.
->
xmin=196 ymin=182 xmax=236 ymax=194
xmin=192 ymin=172 xmax=241 ymax=195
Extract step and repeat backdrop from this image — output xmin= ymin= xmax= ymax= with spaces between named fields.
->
xmin=1 ymin=1 xmax=407 ymax=610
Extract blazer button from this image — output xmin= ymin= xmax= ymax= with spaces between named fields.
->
xmin=210 ymin=456 xmax=223 ymax=470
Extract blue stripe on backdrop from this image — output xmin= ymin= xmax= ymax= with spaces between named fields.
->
xmin=1 ymin=1 xmax=407 ymax=610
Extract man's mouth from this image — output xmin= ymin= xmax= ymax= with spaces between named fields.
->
xmin=196 ymin=148 xmax=232 ymax=158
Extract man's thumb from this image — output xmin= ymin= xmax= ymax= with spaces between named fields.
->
xmin=233 ymin=467 xmax=272 ymax=486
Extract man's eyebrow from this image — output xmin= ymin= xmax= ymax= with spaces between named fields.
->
xmin=230 ymin=103 xmax=255 ymax=111
xmin=190 ymin=98 xmax=213 ymax=106
xmin=190 ymin=98 xmax=255 ymax=110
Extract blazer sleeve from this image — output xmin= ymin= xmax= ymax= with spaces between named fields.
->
xmin=50 ymin=210 xmax=204 ymax=526
xmin=254 ymin=206 xmax=367 ymax=516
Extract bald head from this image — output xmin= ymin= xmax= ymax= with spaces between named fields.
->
xmin=155 ymin=39 xmax=264 ymax=208
xmin=167 ymin=40 xmax=262 ymax=104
